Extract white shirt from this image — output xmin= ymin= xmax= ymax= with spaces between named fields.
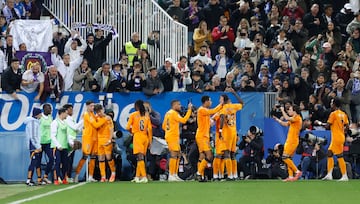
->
xmin=190 ymin=54 xmax=212 ymax=65
xmin=64 ymin=115 xmax=83 ymax=146
xmin=0 ymin=49 xmax=6 ymax=73
xmin=64 ymin=35 xmax=87 ymax=62
xmin=51 ymin=53 xmax=83 ymax=91
xmin=217 ymin=57 xmax=227 ymax=79
xmin=20 ymin=70 xmax=44 ymax=93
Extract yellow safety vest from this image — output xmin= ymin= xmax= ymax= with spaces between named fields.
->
xmin=125 ymin=41 xmax=147 ymax=66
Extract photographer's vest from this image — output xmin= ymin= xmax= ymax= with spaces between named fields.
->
xmin=125 ymin=41 xmax=147 ymax=66
xmin=51 ymin=119 xmax=69 ymax=150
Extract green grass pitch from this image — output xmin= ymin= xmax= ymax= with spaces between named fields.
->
xmin=1 ymin=180 xmax=360 ymax=204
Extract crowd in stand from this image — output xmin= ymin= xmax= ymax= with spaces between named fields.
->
xmin=1 ymin=0 xmax=359 ymax=129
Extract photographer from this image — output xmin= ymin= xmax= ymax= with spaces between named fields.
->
xmin=297 ymin=137 xmax=327 ymax=179
xmin=238 ymin=126 xmax=264 ymax=179
xmin=266 ymin=144 xmax=288 ymax=179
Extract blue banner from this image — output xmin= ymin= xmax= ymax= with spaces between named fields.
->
xmin=0 ymin=91 xmax=264 ymax=134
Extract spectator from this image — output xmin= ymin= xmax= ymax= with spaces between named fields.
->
xmin=22 ymin=0 xmax=41 ymax=20
xmin=191 ymin=59 xmax=207 ymax=82
xmin=19 ymin=43 xmax=27 ymax=51
xmin=1 ymin=58 xmax=21 ymax=99
xmin=320 ymin=42 xmax=337 ymax=71
xmin=51 ymin=53 xmax=83 ymax=91
xmin=174 ymin=56 xmax=192 ymax=92
xmin=321 ymin=4 xmax=336 ymax=29
xmin=158 ymin=58 xmax=181 ymax=92
xmin=220 ymin=71 xmax=236 ymax=92
xmin=0 ymin=15 xmax=7 ymax=37
xmin=41 ymin=65 xmax=64 ymax=103
xmin=143 ymin=66 xmax=164 ymax=96
xmin=166 ymin=0 xmax=184 ymax=23
xmin=249 ymin=33 xmax=267 ymax=69
xmin=94 ymin=29 xmax=107 ymax=66
xmin=136 ymin=49 xmax=152 ymax=74
xmin=348 ymin=28 xmax=360 ymax=54
xmin=211 ymin=15 xmax=235 ymax=59
xmin=346 ymin=71 xmax=360 ymax=124
xmin=64 ymin=31 xmax=87 ymax=62
xmin=303 ymin=4 xmax=323 ymax=38
xmin=324 ymin=22 xmax=342 ymax=54
xmin=327 ymin=78 xmax=351 ymax=120
xmin=335 ymin=3 xmax=355 ymax=42
xmin=312 ymin=73 xmax=327 ymax=104
xmin=249 ymin=16 xmax=265 ymax=42
xmin=229 ymin=0 xmax=252 ymax=31
xmin=14 ymin=0 xmax=24 ymax=18
xmin=2 ymin=0 xmax=20 ymax=23
xmin=84 ymin=32 xmax=112 ymax=72
xmin=121 ymin=32 xmax=147 ymax=67
xmin=184 ymin=0 xmax=203 ymax=46
xmin=267 ymin=75 xmax=281 ymax=92
xmin=111 ymin=63 xmax=128 ymax=93
xmin=193 ymin=21 xmax=213 ymax=54
xmin=340 ymin=42 xmax=357 ymax=69
xmin=277 ymin=41 xmax=299 ymax=73
xmin=257 ymin=48 xmax=276 ymax=75
xmin=277 ymin=78 xmax=295 ymax=104
xmin=289 ymin=19 xmax=309 ymax=53
xmin=265 ymin=17 xmax=281 ymax=46
xmin=52 ymin=33 xmax=67 ymax=58
xmin=204 ymin=74 xmax=222 ymax=91
xmin=213 ymin=46 xmax=233 ymax=81
xmin=20 ymin=62 xmax=44 ymax=100
xmin=242 ymin=62 xmax=257 ymax=83
xmin=0 ymin=39 xmax=6 ymax=87
xmin=281 ymin=0 xmax=304 ymax=23
xmin=119 ymin=54 xmax=130 ymax=74
xmin=233 ymin=28 xmax=252 ymax=52
xmin=127 ymin=62 xmax=146 ymax=92
xmin=92 ymin=62 xmax=117 ymax=92
xmin=190 ymin=44 xmax=212 ymax=67
xmin=186 ymin=71 xmax=203 ymax=93
xmin=332 ymin=61 xmax=351 ymax=85
xmin=346 ymin=12 xmax=360 ymax=35
xmin=256 ymin=74 xmax=270 ymax=92
xmin=72 ymin=59 xmax=94 ymax=92
xmin=273 ymin=60 xmax=295 ymax=82
xmin=257 ymin=64 xmax=272 ymax=85
xmin=147 ymin=30 xmax=160 ymax=50
xmin=294 ymin=73 xmax=312 ymax=105
xmin=202 ymin=0 xmax=224 ymax=30
xmin=4 ymin=35 xmax=15 ymax=67
xmin=266 ymin=4 xmax=281 ymax=27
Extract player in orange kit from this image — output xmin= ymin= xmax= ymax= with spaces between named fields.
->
xmin=219 ymin=91 xmax=243 ymax=180
xmin=74 ymin=100 xmax=107 ymax=182
xmin=321 ymin=97 xmax=349 ymax=181
xmin=94 ymin=104 xmax=116 ymax=182
xmin=196 ymin=95 xmax=223 ymax=182
xmin=273 ymin=104 xmax=302 ymax=181
xmin=163 ymin=100 xmax=192 ymax=182
xmin=126 ymin=100 xmax=152 ymax=183
xmin=212 ymin=113 xmax=226 ymax=181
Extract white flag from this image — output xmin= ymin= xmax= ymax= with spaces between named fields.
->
xmin=10 ymin=20 xmax=53 ymax=52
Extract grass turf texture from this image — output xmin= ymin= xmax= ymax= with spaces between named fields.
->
xmin=1 ymin=180 xmax=360 ymax=204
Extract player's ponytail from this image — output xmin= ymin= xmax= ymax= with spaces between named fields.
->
xmin=135 ymin=100 xmax=146 ymax=116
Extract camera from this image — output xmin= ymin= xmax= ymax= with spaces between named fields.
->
xmin=303 ymin=133 xmax=327 ymax=145
xmin=275 ymin=104 xmax=281 ymax=109
xmin=249 ymin=126 xmax=263 ymax=137
xmin=113 ymin=131 xmax=123 ymax=139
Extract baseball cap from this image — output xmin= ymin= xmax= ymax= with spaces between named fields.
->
xmin=165 ymin=57 xmax=173 ymax=64
xmin=344 ymin=3 xmax=352 ymax=10
xmin=322 ymin=42 xmax=332 ymax=48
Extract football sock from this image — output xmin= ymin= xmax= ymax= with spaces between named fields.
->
xmin=89 ymin=158 xmax=95 ymax=176
xmin=99 ymin=161 xmax=105 ymax=178
xmin=232 ymin=159 xmax=238 ymax=178
xmin=338 ymin=157 xmax=346 ymax=175
xmin=327 ymin=157 xmax=334 ymax=174
xmin=75 ymin=159 xmax=85 ymax=174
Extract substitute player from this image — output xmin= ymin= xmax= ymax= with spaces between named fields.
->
xmin=219 ymin=91 xmax=243 ymax=180
xmin=94 ymin=104 xmax=116 ymax=182
xmin=39 ymin=103 xmax=53 ymax=184
xmin=126 ymin=100 xmax=152 ymax=183
xmin=196 ymin=96 xmax=223 ymax=182
xmin=163 ymin=100 xmax=192 ymax=182
xmin=273 ymin=104 xmax=302 ymax=181
xmin=321 ymin=98 xmax=349 ymax=181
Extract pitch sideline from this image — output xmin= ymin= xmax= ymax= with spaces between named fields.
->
xmin=9 ymin=182 xmax=87 ymax=204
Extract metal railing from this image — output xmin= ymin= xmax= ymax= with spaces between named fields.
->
xmin=264 ymin=92 xmax=277 ymax=117
xmin=44 ymin=0 xmax=188 ymax=67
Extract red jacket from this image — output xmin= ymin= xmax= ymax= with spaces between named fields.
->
xmin=211 ymin=25 xmax=235 ymax=43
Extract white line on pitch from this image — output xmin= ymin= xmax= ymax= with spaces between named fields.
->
xmin=9 ymin=182 xmax=87 ymax=204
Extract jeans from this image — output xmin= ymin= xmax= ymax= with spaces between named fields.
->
xmin=301 ymin=156 xmax=327 ymax=179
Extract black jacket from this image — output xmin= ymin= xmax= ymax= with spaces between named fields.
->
xmin=84 ymin=33 xmax=112 ymax=72
xmin=1 ymin=67 xmax=22 ymax=94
